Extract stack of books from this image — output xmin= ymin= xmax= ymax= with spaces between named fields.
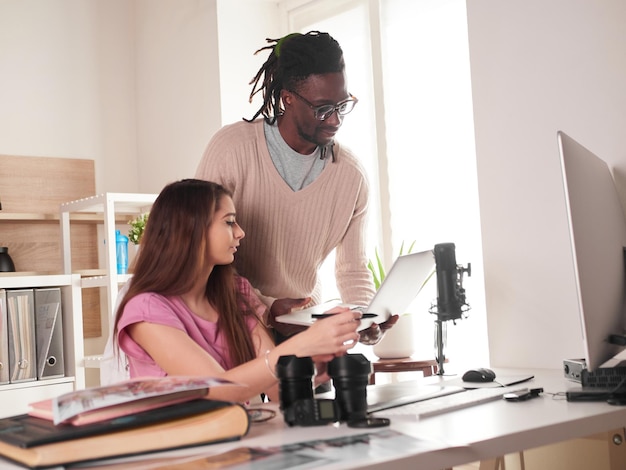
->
xmin=0 ymin=376 xmax=250 ymax=468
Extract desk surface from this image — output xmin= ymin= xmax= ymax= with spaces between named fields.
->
xmin=3 ymin=369 xmax=626 ymax=470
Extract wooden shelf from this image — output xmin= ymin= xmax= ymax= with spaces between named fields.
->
xmin=0 ymin=212 xmax=141 ymax=224
xmin=60 ymin=193 xmax=156 ymax=375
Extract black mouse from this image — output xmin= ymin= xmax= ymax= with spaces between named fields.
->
xmin=462 ymin=368 xmax=496 ymax=383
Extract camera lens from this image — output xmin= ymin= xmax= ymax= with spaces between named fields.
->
xmin=276 ymin=355 xmax=315 ymax=412
xmin=328 ymin=354 xmax=372 ymax=422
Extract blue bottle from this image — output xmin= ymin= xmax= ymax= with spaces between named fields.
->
xmin=115 ymin=230 xmax=129 ymax=274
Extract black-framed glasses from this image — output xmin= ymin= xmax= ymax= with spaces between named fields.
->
xmin=289 ymin=90 xmax=358 ymax=121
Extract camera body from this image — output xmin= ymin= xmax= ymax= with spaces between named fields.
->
xmin=276 ymin=354 xmax=372 ymax=427
xmin=283 ymin=398 xmax=339 ymax=426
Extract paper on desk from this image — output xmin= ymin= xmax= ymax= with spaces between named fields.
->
xmin=71 ymin=429 xmax=460 ymax=470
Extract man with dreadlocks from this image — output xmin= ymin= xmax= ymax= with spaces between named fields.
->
xmin=196 ymin=31 xmax=397 ymax=345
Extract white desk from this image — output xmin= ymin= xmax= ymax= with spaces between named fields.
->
xmin=2 ymin=369 xmax=626 ymax=470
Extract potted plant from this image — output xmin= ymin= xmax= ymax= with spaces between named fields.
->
xmin=128 ymin=212 xmax=149 ymax=246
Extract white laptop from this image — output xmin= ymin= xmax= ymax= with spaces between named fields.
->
xmin=276 ymin=250 xmax=436 ymax=332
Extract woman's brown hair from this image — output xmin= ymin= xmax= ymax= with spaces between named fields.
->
xmin=114 ymin=179 xmax=259 ymax=367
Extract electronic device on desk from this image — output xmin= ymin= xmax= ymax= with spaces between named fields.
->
xmin=428 ymin=242 xmax=471 ymax=375
xmin=371 ymin=385 xmax=532 ymax=419
xmin=365 ymin=380 xmax=465 ymax=414
xmin=276 ymin=250 xmax=435 ymax=332
xmin=558 ymin=131 xmax=626 ymax=403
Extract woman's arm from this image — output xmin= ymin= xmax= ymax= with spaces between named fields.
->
xmin=127 ymin=308 xmax=361 ymax=403
xmin=126 ymin=322 xmax=274 ymax=402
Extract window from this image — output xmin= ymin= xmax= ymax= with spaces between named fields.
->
xmin=287 ymin=0 xmax=488 ymax=368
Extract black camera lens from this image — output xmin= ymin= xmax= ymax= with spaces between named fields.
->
xmin=328 ymin=354 xmax=372 ymax=422
xmin=276 ymin=355 xmax=315 ymax=412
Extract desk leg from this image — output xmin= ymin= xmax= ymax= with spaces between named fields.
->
xmin=478 ymin=455 xmax=512 ymax=470
xmin=477 ymin=457 xmax=498 ymax=470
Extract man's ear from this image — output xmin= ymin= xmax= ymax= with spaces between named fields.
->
xmin=281 ymin=89 xmax=293 ymax=107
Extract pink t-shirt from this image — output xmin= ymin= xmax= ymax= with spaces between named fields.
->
xmin=117 ymin=277 xmax=266 ymax=378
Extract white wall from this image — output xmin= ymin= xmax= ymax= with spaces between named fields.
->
xmin=131 ymin=0 xmax=283 ymax=193
xmin=467 ymin=0 xmax=626 ymax=369
xmin=134 ymin=0 xmax=222 ymax=194
xmin=216 ymin=1 xmax=284 ymax=125
xmin=0 ymin=0 xmax=138 ymax=193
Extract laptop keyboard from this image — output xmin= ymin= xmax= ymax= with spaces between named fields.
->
xmin=372 ymin=385 xmax=529 ymax=418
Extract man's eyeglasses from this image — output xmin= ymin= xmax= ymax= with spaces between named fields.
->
xmin=289 ymin=90 xmax=358 ymax=121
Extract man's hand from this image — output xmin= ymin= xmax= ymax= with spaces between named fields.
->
xmin=268 ymin=297 xmax=312 ymax=337
xmin=358 ymin=314 xmax=400 ymax=345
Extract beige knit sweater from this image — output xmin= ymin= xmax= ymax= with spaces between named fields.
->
xmin=196 ymin=120 xmax=376 ymax=308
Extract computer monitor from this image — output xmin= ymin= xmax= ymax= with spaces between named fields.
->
xmin=558 ymin=131 xmax=626 ymax=371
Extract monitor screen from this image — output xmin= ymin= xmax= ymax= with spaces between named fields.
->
xmin=558 ymin=131 xmax=626 ymax=371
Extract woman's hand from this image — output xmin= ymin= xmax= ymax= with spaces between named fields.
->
xmin=293 ymin=307 xmax=361 ymax=358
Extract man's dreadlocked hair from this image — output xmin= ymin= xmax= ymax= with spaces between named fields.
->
xmin=245 ymin=31 xmax=345 ymax=125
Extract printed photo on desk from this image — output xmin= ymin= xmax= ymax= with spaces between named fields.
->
xmin=68 ymin=429 xmax=458 ymax=470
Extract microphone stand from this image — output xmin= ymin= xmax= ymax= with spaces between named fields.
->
xmin=434 ymin=319 xmax=448 ymax=375
xmin=429 ymin=243 xmax=471 ymax=375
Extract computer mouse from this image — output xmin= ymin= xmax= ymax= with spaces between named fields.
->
xmin=462 ymin=368 xmax=496 ymax=383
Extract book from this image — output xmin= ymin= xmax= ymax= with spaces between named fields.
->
xmin=28 ymin=388 xmax=207 ymax=426
xmin=29 ymin=376 xmax=237 ymax=425
xmin=0 ymin=399 xmax=250 ymax=468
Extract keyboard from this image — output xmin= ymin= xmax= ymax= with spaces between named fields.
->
xmin=372 ymin=385 xmax=530 ymax=418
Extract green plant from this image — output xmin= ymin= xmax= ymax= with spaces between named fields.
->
xmin=128 ymin=212 xmax=149 ymax=245
xmin=367 ymin=240 xmax=417 ymax=290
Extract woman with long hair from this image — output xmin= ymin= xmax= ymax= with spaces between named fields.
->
xmin=114 ymin=179 xmax=361 ymax=403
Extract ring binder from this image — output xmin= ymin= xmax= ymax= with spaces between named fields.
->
xmin=0 ymin=289 xmax=8 ymax=384
xmin=34 ymin=288 xmax=65 ymax=379
xmin=6 ymin=289 xmax=37 ymax=383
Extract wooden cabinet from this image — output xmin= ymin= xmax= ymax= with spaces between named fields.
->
xmin=0 ymin=274 xmax=84 ymax=418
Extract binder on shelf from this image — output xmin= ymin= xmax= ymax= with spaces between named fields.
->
xmin=34 ymin=288 xmax=65 ymax=379
xmin=6 ymin=289 xmax=37 ymax=383
xmin=0 ymin=289 xmax=8 ymax=384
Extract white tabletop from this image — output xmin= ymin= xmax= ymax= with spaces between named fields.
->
xmin=4 ymin=368 xmax=625 ymax=470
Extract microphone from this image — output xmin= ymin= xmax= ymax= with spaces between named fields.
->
xmin=429 ymin=242 xmax=471 ymax=375
xmin=429 ymin=242 xmax=471 ymax=322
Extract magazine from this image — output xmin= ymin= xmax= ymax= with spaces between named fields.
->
xmin=28 ymin=376 xmax=239 ymax=425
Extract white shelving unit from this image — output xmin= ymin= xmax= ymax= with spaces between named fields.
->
xmin=0 ymin=273 xmax=84 ymax=418
xmin=60 ymin=193 xmax=157 ymax=368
